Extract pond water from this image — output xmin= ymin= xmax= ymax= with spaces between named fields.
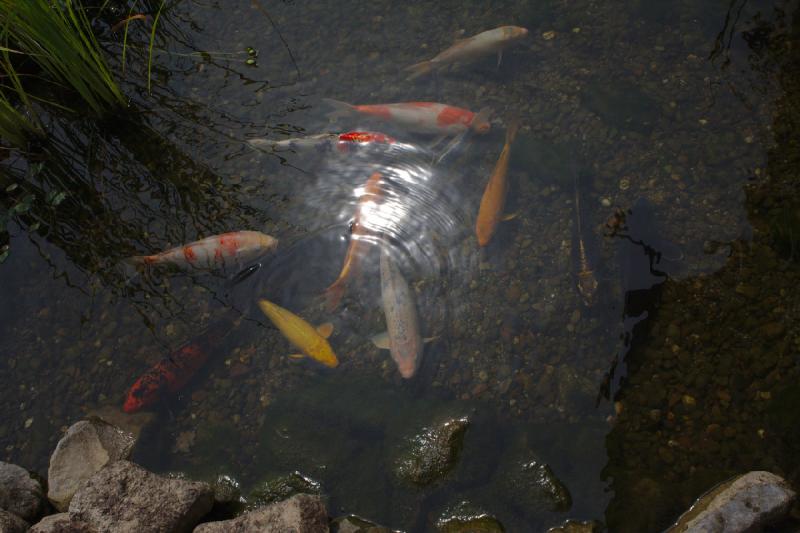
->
xmin=2 ymin=0 xmax=799 ymax=531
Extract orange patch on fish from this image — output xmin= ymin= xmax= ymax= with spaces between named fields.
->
xmin=218 ymin=234 xmax=240 ymax=255
xmin=183 ymin=246 xmax=197 ymax=262
xmin=356 ymin=105 xmax=392 ymax=119
xmin=437 ymin=106 xmax=474 ymax=127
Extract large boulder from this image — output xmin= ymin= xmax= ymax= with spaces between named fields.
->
xmin=69 ymin=460 xmax=213 ymax=533
xmin=0 ymin=509 xmax=29 ymax=533
xmin=394 ymin=416 xmax=470 ymax=486
xmin=193 ymin=494 xmax=328 ymax=532
xmin=666 ymin=471 xmax=796 ymax=533
xmin=28 ymin=513 xmax=91 ymax=533
xmin=0 ymin=461 xmax=45 ymax=522
xmin=48 ymin=418 xmax=135 ymax=511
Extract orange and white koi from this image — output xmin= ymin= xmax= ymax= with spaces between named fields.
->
xmin=248 ymin=131 xmax=396 ymax=154
xmin=323 ymin=172 xmax=383 ymax=310
xmin=130 ymin=230 xmax=278 ymax=269
xmin=405 ymin=26 xmax=529 ymax=80
xmin=324 ymin=99 xmax=492 ymax=136
xmin=476 ymin=121 xmax=519 ymax=246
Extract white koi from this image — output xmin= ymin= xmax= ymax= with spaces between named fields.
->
xmin=130 ymin=230 xmax=278 ymax=269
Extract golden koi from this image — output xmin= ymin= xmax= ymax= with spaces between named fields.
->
xmin=131 ymin=230 xmax=278 ymax=269
xmin=476 ymin=121 xmax=519 ymax=246
xmin=323 ymin=172 xmax=383 ymax=310
xmin=257 ymin=299 xmax=338 ymax=368
xmin=405 ymin=26 xmax=529 ymax=80
xmin=324 ymin=99 xmax=491 ymax=135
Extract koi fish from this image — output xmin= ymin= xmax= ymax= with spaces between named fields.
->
xmin=257 ymin=299 xmax=338 ymax=367
xmin=323 ymin=171 xmax=383 ymax=310
xmin=123 ymin=313 xmax=236 ymax=413
xmin=130 ymin=230 xmax=278 ymax=269
xmin=324 ymin=99 xmax=492 ymax=136
xmin=371 ymin=247 xmax=423 ymax=379
xmin=475 ymin=120 xmax=519 ymax=246
xmin=247 ymin=131 xmax=396 ymax=154
xmin=405 ymin=26 xmax=529 ymax=80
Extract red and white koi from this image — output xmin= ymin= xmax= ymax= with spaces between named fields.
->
xmin=248 ymin=131 xmax=396 ymax=154
xmin=324 ymin=99 xmax=492 ymax=136
xmin=406 ymin=26 xmax=530 ymax=80
xmin=130 ymin=230 xmax=278 ymax=269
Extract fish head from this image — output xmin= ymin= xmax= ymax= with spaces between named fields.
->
xmin=258 ymin=233 xmax=279 ymax=251
xmin=472 ymin=107 xmax=492 ymax=134
xmin=310 ymin=344 xmax=340 ymax=368
xmin=504 ymin=26 xmax=530 ymax=40
xmin=395 ymin=356 xmax=419 ymax=379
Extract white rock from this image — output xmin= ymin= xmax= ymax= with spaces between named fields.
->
xmin=193 ymin=494 xmax=328 ymax=532
xmin=666 ymin=471 xmax=796 ymax=533
xmin=47 ymin=418 xmax=135 ymax=511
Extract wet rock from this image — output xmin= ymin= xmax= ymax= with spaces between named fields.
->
xmin=211 ymin=474 xmax=241 ymax=505
xmin=331 ymin=514 xmax=393 ymax=532
xmin=0 ymin=510 xmax=28 ymax=533
xmin=248 ymin=471 xmax=320 ymax=509
xmin=194 ymin=494 xmax=328 ymax=533
xmin=546 ymin=519 xmax=603 ymax=532
xmin=87 ymin=406 xmax=154 ymax=443
xmin=435 ymin=500 xmax=504 ymax=532
xmin=665 ymin=471 xmax=795 ymax=533
xmin=70 ymin=460 xmax=213 ymax=533
xmin=28 ymin=513 xmax=91 ymax=533
xmin=48 ymin=418 xmax=135 ymax=511
xmin=497 ymin=457 xmax=572 ymax=513
xmin=394 ymin=416 xmax=470 ymax=486
xmin=0 ymin=461 xmax=45 ymax=522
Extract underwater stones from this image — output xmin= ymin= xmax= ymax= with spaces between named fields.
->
xmin=435 ymin=501 xmax=504 ymax=532
xmin=194 ymin=494 xmax=328 ymax=533
xmin=47 ymin=418 xmax=135 ymax=511
xmin=580 ymin=80 xmax=659 ymax=134
xmin=497 ymin=457 xmax=571 ymax=513
xmin=0 ymin=461 xmax=45 ymax=523
xmin=394 ymin=416 xmax=470 ymax=487
xmin=331 ymin=514 xmax=393 ymax=533
xmin=0 ymin=509 xmax=29 ymax=533
xmin=69 ymin=460 xmax=213 ymax=533
xmin=665 ymin=471 xmax=796 ymax=533
xmin=248 ymin=471 xmax=320 ymax=509
xmin=546 ymin=520 xmax=603 ymax=533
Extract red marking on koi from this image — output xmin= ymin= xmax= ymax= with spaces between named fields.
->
xmin=356 ymin=105 xmax=392 ymax=119
xmin=183 ymin=246 xmax=197 ymax=263
xmin=218 ymin=234 xmax=240 ymax=256
xmin=437 ymin=106 xmax=474 ymax=127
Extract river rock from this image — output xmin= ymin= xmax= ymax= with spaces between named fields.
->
xmin=0 ymin=510 xmax=28 ymax=533
xmin=547 ymin=519 xmax=603 ymax=532
xmin=394 ymin=416 xmax=470 ymax=486
xmin=0 ymin=461 xmax=45 ymax=522
xmin=665 ymin=471 xmax=796 ymax=533
xmin=193 ymin=494 xmax=328 ymax=532
xmin=28 ymin=513 xmax=91 ymax=533
xmin=435 ymin=500 xmax=504 ymax=532
xmin=248 ymin=471 xmax=320 ymax=509
xmin=497 ymin=457 xmax=571 ymax=513
xmin=87 ymin=406 xmax=155 ymax=443
xmin=48 ymin=418 xmax=135 ymax=511
xmin=69 ymin=460 xmax=213 ymax=533
xmin=330 ymin=514 xmax=393 ymax=533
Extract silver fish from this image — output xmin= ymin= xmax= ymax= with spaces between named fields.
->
xmin=247 ymin=133 xmax=340 ymax=153
xmin=372 ymin=246 xmax=423 ymax=378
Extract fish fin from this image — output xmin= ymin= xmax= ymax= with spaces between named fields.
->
xmin=505 ymin=119 xmax=520 ymax=144
xmin=126 ymin=255 xmax=149 ymax=265
xmin=246 ymin=138 xmax=273 ymax=153
xmin=502 ymin=212 xmax=520 ymax=222
xmin=404 ymin=60 xmax=433 ymax=81
xmin=497 ymin=50 xmax=503 ymax=68
xmin=434 ymin=131 xmax=468 ymax=165
xmin=322 ymin=98 xmax=355 ymax=121
xmin=371 ymin=331 xmax=390 ymax=350
xmin=423 ymin=335 xmax=439 ymax=344
xmin=289 ymin=353 xmax=306 ymax=360
xmin=427 ymin=135 xmax=447 ymax=151
xmin=316 ymin=322 xmax=334 ymax=338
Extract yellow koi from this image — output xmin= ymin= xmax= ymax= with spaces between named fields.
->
xmin=475 ymin=120 xmax=519 ymax=246
xmin=257 ymin=299 xmax=338 ymax=368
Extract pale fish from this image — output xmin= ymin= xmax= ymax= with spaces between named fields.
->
xmin=371 ymin=246 xmax=423 ymax=379
xmin=257 ymin=299 xmax=339 ymax=368
xmin=405 ymin=26 xmax=529 ymax=80
xmin=248 ymin=131 xmax=396 ymax=154
xmin=131 ymin=230 xmax=278 ymax=269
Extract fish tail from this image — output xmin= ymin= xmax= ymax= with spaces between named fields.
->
xmin=404 ymin=60 xmax=433 ymax=81
xmin=505 ymin=119 xmax=520 ymax=144
xmin=323 ymin=280 xmax=347 ymax=311
xmin=322 ymin=98 xmax=355 ymax=121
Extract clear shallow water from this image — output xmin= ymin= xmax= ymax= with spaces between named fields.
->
xmin=1 ymin=0 xmax=798 ymax=530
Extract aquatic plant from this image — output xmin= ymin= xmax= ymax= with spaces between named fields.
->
xmin=0 ymin=0 xmax=127 ymax=146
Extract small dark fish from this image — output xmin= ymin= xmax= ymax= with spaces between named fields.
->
xmin=572 ymin=167 xmax=598 ymax=307
xmin=123 ymin=312 xmax=237 ymax=413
